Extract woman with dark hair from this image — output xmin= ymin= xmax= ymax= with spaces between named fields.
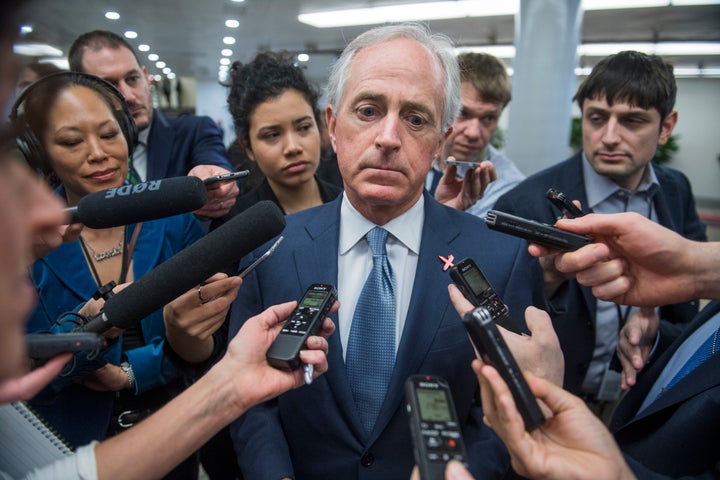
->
xmin=12 ymin=72 xmax=239 ymax=479
xmin=223 ymin=52 xmax=341 ymax=218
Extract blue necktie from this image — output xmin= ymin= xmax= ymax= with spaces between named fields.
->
xmin=346 ymin=227 xmax=396 ymax=435
xmin=662 ymin=326 xmax=720 ymax=395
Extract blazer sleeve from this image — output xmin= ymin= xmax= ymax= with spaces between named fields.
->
xmin=228 ymin=269 xmax=294 ymax=479
xmin=187 ymin=116 xmax=234 ymax=172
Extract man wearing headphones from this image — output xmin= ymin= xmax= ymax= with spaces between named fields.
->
xmin=68 ymin=30 xmax=239 ymax=219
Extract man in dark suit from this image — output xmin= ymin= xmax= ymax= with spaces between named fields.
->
xmin=493 ymin=51 xmax=706 ymax=409
xmin=68 ymin=30 xmax=239 ymax=219
xmin=228 ymin=24 xmax=545 ymax=480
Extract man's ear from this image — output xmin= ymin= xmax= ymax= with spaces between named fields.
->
xmin=658 ymin=110 xmax=678 ymax=146
xmin=325 ymin=105 xmax=337 ymax=151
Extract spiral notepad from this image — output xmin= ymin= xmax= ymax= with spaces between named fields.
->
xmin=0 ymin=402 xmax=73 ymax=477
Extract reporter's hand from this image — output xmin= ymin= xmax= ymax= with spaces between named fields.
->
xmin=551 ymin=212 xmax=714 ymax=306
xmin=219 ymin=300 xmax=337 ymax=414
xmin=448 ymin=285 xmax=564 ymax=386
xmin=475 ymin=361 xmax=635 ymax=480
xmin=83 ymin=363 xmax=131 ymax=392
xmin=163 ymin=273 xmax=242 ymax=363
xmin=0 ymin=353 xmax=72 ymax=403
xmin=434 ymin=159 xmax=496 ymax=211
xmin=32 ymin=222 xmax=84 ymax=261
xmin=617 ymin=306 xmax=658 ymax=389
xmin=409 ymin=461 xmax=473 ymax=480
xmin=189 ymin=166 xmax=240 ymax=218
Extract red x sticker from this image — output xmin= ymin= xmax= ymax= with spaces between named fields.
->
xmin=438 ymin=254 xmax=455 ymax=271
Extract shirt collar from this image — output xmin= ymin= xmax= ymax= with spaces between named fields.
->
xmin=339 ymin=192 xmax=424 ymax=256
xmin=582 ymin=152 xmax=660 ymax=210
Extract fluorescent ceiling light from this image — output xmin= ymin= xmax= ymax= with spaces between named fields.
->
xmin=455 ymin=45 xmax=517 ymax=58
xmin=299 ymin=0 xmax=719 ymax=28
xmin=20 ymin=25 xmax=32 ymax=34
xmin=298 ymin=0 xmax=518 ymax=28
xmin=578 ymin=42 xmax=720 ymax=56
xmin=38 ymin=57 xmax=69 ymax=70
xmin=455 ymin=42 xmax=720 ymax=59
xmin=13 ymin=43 xmax=63 ymax=56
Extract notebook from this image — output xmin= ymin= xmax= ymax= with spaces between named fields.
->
xmin=0 ymin=402 xmax=73 ymax=478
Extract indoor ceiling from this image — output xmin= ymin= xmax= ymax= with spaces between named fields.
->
xmin=13 ymin=0 xmax=720 ymax=86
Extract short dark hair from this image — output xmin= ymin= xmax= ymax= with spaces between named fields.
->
xmin=457 ymin=52 xmax=512 ymax=107
xmin=69 ymin=30 xmax=143 ymax=72
xmin=574 ymin=50 xmax=676 ymax=122
xmin=225 ymin=52 xmax=320 ymax=147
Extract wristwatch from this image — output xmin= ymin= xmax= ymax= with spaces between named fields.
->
xmin=120 ymin=361 xmax=136 ymax=390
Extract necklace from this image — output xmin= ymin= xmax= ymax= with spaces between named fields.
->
xmin=79 ymin=229 xmax=124 ymax=262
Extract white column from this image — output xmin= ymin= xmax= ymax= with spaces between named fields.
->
xmin=505 ymin=0 xmax=583 ymax=175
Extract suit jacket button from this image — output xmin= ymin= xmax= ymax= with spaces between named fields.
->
xmin=361 ymin=452 xmax=375 ymax=467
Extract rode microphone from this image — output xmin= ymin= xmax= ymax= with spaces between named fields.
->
xmin=74 ymin=200 xmax=285 ymax=334
xmin=65 ymin=176 xmax=208 ymax=228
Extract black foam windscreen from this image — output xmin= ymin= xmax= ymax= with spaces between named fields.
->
xmin=75 ymin=200 xmax=286 ymax=333
xmin=66 ymin=176 xmax=207 ymax=228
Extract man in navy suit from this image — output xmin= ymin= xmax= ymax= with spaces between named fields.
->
xmin=68 ymin=30 xmax=239 ymax=219
xmin=228 ymin=24 xmax=546 ymax=480
xmin=493 ymin=51 xmax=706 ymax=410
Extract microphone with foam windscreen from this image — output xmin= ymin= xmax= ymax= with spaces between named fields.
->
xmin=74 ymin=200 xmax=285 ymax=334
xmin=65 ymin=176 xmax=208 ymax=228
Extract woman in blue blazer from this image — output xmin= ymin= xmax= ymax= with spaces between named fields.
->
xmin=12 ymin=72 xmax=234 ymax=476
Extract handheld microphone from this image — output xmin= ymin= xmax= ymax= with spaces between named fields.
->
xmin=65 ymin=176 xmax=208 ymax=228
xmin=74 ymin=200 xmax=285 ymax=334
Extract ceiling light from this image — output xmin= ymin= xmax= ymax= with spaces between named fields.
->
xmin=578 ymin=42 xmax=720 ymax=56
xmin=148 ymin=53 xmax=159 ymax=61
xmin=223 ymin=37 xmax=236 ymax=45
xmin=298 ymin=0 xmax=720 ymax=28
xmin=38 ymin=57 xmax=69 ymax=70
xmin=231 ymin=0 xmax=245 ymax=3
xmin=124 ymin=31 xmax=138 ymax=39
xmin=138 ymin=44 xmax=150 ymax=52
xmin=13 ymin=43 xmax=63 ymax=56
xmin=220 ymin=58 xmax=231 ymax=66
xmin=219 ymin=65 xmax=230 ymax=72
xmin=105 ymin=11 xmax=120 ymax=20
xmin=298 ymin=0 xmax=518 ymax=28
xmin=156 ymin=61 xmax=166 ymax=69
xmin=455 ymin=45 xmax=516 ymax=58
xmin=20 ymin=25 xmax=32 ymax=34
xmin=225 ymin=19 xmax=240 ymax=28
xmin=297 ymin=53 xmax=309 ymax=62
xmin=221 ymin=49 xmax=233 ymax=56
xmin=163 ymin=67 xmax=171 ymax=74
xmin=167 ymin=72 xmax=176 ymax=79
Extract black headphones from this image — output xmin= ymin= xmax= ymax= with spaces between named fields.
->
xmin=8 ymin=71 xmax=138 ymax=174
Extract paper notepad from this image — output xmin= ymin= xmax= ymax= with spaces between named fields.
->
xmin=0 ymin=402 xmax=73 ymax=478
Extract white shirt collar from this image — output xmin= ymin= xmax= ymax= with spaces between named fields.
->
xmin=339 ymin=192 xmax=424 ymax=256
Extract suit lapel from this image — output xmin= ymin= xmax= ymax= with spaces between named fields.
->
xmin=146 ymin=113 xmax=174 ymax=180
xmin=612 ymin=302 xmax=720 ymax=430
xmin=290 ymin=200 xmax=366 ymax=435
xmin=560 ymin=155 xmax=596 ymax=315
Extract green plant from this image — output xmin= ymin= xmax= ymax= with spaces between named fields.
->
xmin=568 ymin=117 xmax=679 ymax=164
